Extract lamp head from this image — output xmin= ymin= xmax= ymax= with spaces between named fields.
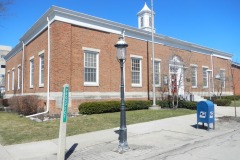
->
xmin=115 ymin=36 xmax=128 ymax=60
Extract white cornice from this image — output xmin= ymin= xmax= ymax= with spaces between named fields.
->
xmin=4 ymin=42 xmax=22 ymax=61
xmin=5 ymin=6 xmax=232 ymax=62
xmin=232 ymin=62 xmax=240 ymax=67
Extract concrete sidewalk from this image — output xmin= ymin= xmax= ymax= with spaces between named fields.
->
xmin=1 ymin=106 xmax=240 ymax=160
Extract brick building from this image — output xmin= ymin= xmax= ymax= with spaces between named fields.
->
xmin=5 ymin=4 xmax=233 ymax=113
xmin=0 ymin=45 xmax=11 ymax=92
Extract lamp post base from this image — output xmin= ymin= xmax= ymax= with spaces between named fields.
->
xmin=149 ymin=105 xmax=161 ymax=110
xmin=117 ymin=142 xmax=129 ymax=153
xmin=114 ymin=128 xmax=129 ymax=153
xmin=118 ymin=127 xmax=129 ymax=153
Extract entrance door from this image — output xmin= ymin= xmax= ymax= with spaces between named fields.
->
xmin=171 ymin=74 xmax=177 ymax=94
xmin=169 ymin=64 xmax=184 ymax=95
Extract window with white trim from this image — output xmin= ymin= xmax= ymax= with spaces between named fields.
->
xmin=191 ymin=66 xmax=197 ymax=88
xmin=131 ymin=57 xmax=142 ymax=87
xmin=30 ymin=58 xmax=34 ymax=88
xmin=140 ymin=17 xmax=143 ymax=27
xmin=12 ymin=69 xmax=15 ymax=90
xmin=220 ymin=70 xmax=225 ymax=88
xmin=202 ymin=67 xmax=208 ymax=88
xmin=84 ymin=50 xmax=99 ymax=86
xmin=7 ymin=71 xmax=10 ymax=91
xmin=17 ymin=65 xmax=21 ymax=90
xmin=39 ymin=53 xmax=44 ymax=87
xmin=154 ymin=60 xmax=161 ymax=86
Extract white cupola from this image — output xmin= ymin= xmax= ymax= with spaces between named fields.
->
xmin=137 ymin=2 xmax=155 ymax=32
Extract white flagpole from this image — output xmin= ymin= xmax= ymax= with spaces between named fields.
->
xmin=151 ymin=0 xmax=156 ymax=106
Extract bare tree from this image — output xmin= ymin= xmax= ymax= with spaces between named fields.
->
xmin=0 ymin=0 xmax=13 ymax=17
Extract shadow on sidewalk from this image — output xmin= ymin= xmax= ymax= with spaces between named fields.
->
xmin=191 ymin=124 xmax=214 ymax=130
xmin=65 ymin=143 xmax=78 ymax=160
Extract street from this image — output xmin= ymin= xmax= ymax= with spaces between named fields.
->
xmin=153 ymin=121 xmax=240 ymax=160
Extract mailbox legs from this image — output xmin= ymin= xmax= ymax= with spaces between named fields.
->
xmin=197 ymin=122 xmax=215 ymax=130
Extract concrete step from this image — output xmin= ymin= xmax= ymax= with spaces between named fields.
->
xmin=184 ymin=93 xmax=206 ymax=102
xmin=193 ymin=94 xmax=207 ymax=102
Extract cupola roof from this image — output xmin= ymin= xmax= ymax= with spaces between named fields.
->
xmin=137 ymin=2 xmax=152 ymax=15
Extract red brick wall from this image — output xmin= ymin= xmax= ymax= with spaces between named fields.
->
xmin=212 ymin=56 xmax=232 ymax=94
xmin=5 ymin=50 xmax=22 ymax=94
xmin=23 ymin=29 xmax=48 ymax=93
xmin=5 ymin=29 xmax=49 ymax=95
xmin=232 ymin=65 xmax=240 ymax=95
xmin=50 ymin=22 xmax=72 ymax=92
xmin=70 ymin=24 xmax=120 ymax=93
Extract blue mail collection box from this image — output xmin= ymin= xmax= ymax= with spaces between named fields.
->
xmin=197 ymin=100 xmax=215 ymax=130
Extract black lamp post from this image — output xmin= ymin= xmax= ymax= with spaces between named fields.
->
xmin=114 ymin=35 xmax=129 ymax=152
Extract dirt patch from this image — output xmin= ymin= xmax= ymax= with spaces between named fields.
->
xmin=29 ymin=113 xmax=79 ymax=122
xmin=216 ymin=116 xmax=240 ymax=130
xmin=218 ymin=116 xmax=240 ymax=123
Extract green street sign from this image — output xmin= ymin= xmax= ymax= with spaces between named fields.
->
xmin=62 ymin=84 xmax=69 ymax=123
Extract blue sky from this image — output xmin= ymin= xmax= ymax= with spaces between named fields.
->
xmin=0 ymin=0 xmax=239 ymax=61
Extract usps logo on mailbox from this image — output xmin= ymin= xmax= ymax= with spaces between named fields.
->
xmin=199 ymin=111 xmax=206 ymax=118
xmin=209 ymin=111 xmax=214 ymax=118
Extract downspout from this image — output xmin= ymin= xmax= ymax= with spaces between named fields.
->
xmin=211 ymin=52 xmax=214 ymax=95
xmin=27 ymin=17 xmax=51 ymax=117
xmin=21 ymin=41 xmax=25 ymax=95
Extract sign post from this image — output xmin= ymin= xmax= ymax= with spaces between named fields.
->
xmin=57 ymin=84 xmax=69 ymax=160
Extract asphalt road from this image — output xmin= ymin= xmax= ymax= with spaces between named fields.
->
xmin=152 ymin=117 xmax=240 ymax=160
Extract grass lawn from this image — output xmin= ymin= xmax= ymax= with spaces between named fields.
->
xmin=231 ymin=100 xmax=240 ymax=107
xmin=0 ymin=109 xmax=195 ymax=145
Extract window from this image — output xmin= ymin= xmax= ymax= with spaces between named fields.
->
xmin=84 ymin=50 xmax=99 ymax=86
xmin=17 ymin=65 xmax=21 ymax=90
xmin=12 ymin=69 xmax=15 ymax=90
xmin=0 ymin=74 xmax=4 ymax=86
xmin=169 ymin=65 xmax=179 ymax=73
xmin=191 ymin=66 xmax=197 ymax=88
xmin=7 ymin=71 xmax=10 ymax=91
xmin=30 ymin=58 xmax=34 ymax=88
xmin=1 ymin=65 xmax=6 ymax=68
xmin=140 ymin=17 xmax=143 ymax=27
xmin=149 ymin=16 xmax=152 ymax=27
xmin=39 ymin=53 xmax=44 ymax=87
xmin=220 ymin=70 xmax=225 ymax=88
xmin=154 ymin=60 xmax=161 ymax=86
xmin=131 ymin=56 xmax=142 ymax=87
xmin=202 ymin=67 xmax=208 ymax=88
